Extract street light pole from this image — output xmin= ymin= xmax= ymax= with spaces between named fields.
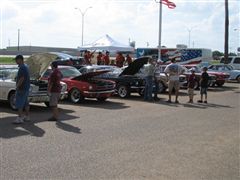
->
xmin=186 ymin=26 xmax=196 ymax=48
xmin=75 ymin=6 xmax=92 ymax=46
xmin=17 ymin=29 xmax=20 ymax=51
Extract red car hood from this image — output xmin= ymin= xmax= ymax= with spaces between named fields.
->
xmin=72 ymin=70 xmax=110 ymax=80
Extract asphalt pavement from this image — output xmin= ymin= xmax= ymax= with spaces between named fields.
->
xmin=0 ymin=83 xmax=239 ymax=180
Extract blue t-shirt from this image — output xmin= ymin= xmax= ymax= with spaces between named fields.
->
xmin=17 ymin=64 xmax=30 ymax=92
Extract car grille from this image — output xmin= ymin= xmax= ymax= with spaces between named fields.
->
xmin=30 ymin=80 xmax=48 ymax=91
xmin=96 ymin=82 xmax=115 ymax=91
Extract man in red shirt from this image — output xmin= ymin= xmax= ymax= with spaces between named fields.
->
xmin=102 ymin=51 xmax=110 ymax=65
xmin=47 ymin=61 xmax=63 ymax=121
xmin=116 ymin=52 xmax=125 ymax=68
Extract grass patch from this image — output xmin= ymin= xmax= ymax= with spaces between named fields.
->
xmin=0 ymin=57 xmax=15 ymax=64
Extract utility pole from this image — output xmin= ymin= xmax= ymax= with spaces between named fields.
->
xmin=17 ymin=29 xmax=20 ymax=51
xmin=224 ymin=0 xmax=229 ymax=64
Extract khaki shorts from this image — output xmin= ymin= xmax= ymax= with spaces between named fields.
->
xmin=188 ymin=88 xmax=194 ymax=96
xmin=49 ymin=93 xmax=60 ymax=107
xmin=168 ymin=80 xmax=179 ymax=92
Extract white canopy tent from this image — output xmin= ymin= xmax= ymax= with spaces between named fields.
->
xmin=78 ymin=34 xmax=134 ymax=53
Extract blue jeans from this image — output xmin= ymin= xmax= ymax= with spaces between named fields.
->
xmin=144 ymin=76 xmax=153 ymax=101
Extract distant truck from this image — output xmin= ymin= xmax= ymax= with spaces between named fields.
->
xmin=136 ymin=48 xmax=212 ymax=65
xmin=220 ymin=56 xmax=240 ymax=70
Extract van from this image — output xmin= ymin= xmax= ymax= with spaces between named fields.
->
xmin=220 ymin=56 xmax=240 ymax=70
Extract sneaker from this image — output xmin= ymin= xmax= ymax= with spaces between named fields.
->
xmin=204 ymin=101 xmax=208 ymax=103
xmin=13 ymin=117 xmax=24 ymax=124
xmin=48 ymin=117 xmax=58 ymax=121
xmin=154 ymin=97 xmax=160 ymax=101
xmin=23 ymin=116 xmax=30 ymax=122
xmin=175 ymin=100 xmax=179 ymax=104
xmin=197 ymin=100 xmax=203 ymax=103
xmin=166 ymin=100 xmax=172 ymax=103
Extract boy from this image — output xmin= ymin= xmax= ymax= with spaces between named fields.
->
xmin=187 ymin=68 xmax=196 ymax=103
xmin=198 ymin=67 xmax=209 ymax=103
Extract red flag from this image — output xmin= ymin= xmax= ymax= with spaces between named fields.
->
xmin=162 ymin=0 xmax=176 ymax=9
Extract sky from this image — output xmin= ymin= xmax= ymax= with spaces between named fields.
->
xmin=0 ymin=0 xmax=239 ymax=52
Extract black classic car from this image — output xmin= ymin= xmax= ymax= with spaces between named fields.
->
xmin=79 ymin=57 xmax=151 ymax=98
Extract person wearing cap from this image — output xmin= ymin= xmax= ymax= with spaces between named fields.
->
xmin=47 ymin=61 xmax=63 ymax=121
xmin=13 ymin=55 xmax=30 ymax=124
xmin=198 ymin=67 xmax=209 ymax=103
xmin=187 ymin=68 xmax=197 ymax=103
xmin=164 ymin=58 xmax=185 ymax=103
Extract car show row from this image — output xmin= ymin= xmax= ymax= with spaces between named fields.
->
xmin=0 ymin=52 xmax=240 ymax=110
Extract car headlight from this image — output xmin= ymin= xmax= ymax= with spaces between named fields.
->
xmin=60 ymin=82 xmax=67 ymax=92
xmin=89 ymin=85 xmax=93 ymax=90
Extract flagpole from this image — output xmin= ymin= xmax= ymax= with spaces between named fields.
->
xmin=158 ymin=0 xmax=162 ymax=61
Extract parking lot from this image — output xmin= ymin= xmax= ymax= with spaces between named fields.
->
xmin=0 ymin=83 xmax=239 ymax=180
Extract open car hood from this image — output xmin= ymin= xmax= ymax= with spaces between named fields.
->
xmin=25 ymin=53 xmax=58 ymax=79
xmin=72 ymin=70 xmax=110 ymax=80
xmin=120 ymin=57 xmax=149 ymax=76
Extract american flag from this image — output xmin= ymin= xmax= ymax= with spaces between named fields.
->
xmin=162 ymin=49 xmax=202 ymax=64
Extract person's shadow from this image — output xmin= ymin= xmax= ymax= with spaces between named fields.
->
xmin=56 ymin=121 xmax=81 ymax=134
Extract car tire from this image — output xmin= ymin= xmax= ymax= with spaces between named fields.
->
xmin=216 ymin=82 xmax=224 ymax=87
xmin=138 ymin=89 xmax=144 ymax=96
xmin=97 ymin=97 xmax=107 ymax=102
xmin=117 ymin=85 xmax=130 ymax=98
xmin=236 ymin=76 xmax=240 ymax=83
xmin=158 ymin=81 xmax=166 ymax=93
xmin=194 ymin=81 xmax=200 ymax=90
xmin=8 ymin=91 xmax=17 ymax=110
xmin=44 ymin=102 xmax=50 ymax=107
xmin=69 ymin=88 xmax=84 ymax=103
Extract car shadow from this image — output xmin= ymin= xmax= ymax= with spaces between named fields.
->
xmin=0 ymin=105 xmax=81 ymax=139
xmin=60 ymin=98 xmax=130 ymax=110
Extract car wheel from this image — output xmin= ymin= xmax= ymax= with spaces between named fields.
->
xmin=117 ymin=85 xmax=130 ymax=98
xmin=69 ymin=88 xmax=84 ymax=103
xmin=138 ymin=89 xmax=144 ymax=96
xmin=9 ymin=91 xmax=17 ymax=110
xmin=236 ymin=76 xmax=240 ymax=83
xmin=158 ymin=81 xmax=166 ymax=93
xmin=194 ymin=81 xmax=200 ymax=90
xmin=216 ymin=82 xmax=224 ymax=87
xmin=97 ymin=97 xmax=107 ymax=102
xmin=44 ymin=102 xmax=50 ymax=107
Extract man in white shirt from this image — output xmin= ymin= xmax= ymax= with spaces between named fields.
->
xmin=164 ymin=58 xmax=185 ymax=103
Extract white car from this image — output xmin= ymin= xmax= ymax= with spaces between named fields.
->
xmin=0 ymin=62 xmax=67 ymax=110
xmin=208 ymin=64 xmax=240 ymax=83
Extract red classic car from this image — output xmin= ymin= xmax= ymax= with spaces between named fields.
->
xmin=42 ymin=66 xmax=116 ymax=103
xmin=183 ymin=64 xmax=229 ymax=87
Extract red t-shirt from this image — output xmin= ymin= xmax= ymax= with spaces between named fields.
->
xmin=49 ymin=68 xmax=62 ymax=93
xmin=126 ymin=56 xmax=132 ymax=64
xmin=116 ymin=55 xmax=125 ymax=68
xmin=103 ymin=55 xmax=110 ymax=65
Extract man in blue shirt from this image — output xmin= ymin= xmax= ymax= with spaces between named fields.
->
xmin=13 ymin=55 xmax=31 ymax=124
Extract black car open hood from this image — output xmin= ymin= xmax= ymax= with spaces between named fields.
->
xmin=120 ymin=57 xmax=149 ymax=76
xmin=72 ymin=70 xmax=110 ymax=80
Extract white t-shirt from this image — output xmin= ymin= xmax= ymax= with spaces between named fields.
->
xmin=164 ymin=63 xmax=185 ymax=81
